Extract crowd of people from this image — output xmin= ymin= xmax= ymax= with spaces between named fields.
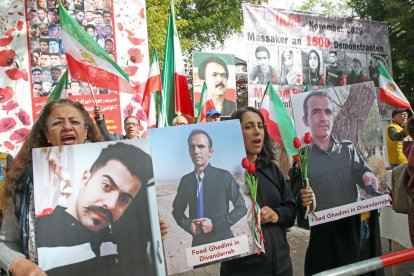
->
xmin=1 ymin=93 xmax=400 ymax=276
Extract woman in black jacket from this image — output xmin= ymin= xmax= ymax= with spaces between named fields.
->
xmin=220 ymin=106 xmax=297 ymax=276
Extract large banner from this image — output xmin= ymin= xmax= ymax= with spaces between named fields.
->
xmin=0 ymin=0 xmax=149 ymax=155
xmin=243 ymin=4 xmax=392 ymax=112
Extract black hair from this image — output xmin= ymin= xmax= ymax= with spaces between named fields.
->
xmin=303 ymin=90 xmax=333 ymax=118
xmin=187 ymin=129 xmax=213 ymax=149
xmin=255 ymin=46 xmax=270 ymax=58
xmin=90 ymin=142 xmax=153 ymax=186
xmin=198 ymin=57 xmax=229 ymax=80
xmin=231 ymin=106 xmax=276 ymax=164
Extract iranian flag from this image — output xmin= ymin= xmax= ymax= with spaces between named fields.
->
xmin=58 ymin=3 xmax=133 ymax=93
xmin=196 ymin=82 xmax=208 ymax=123
xmin=159 ymin=0 xmax=194 ymax=127
xmin=379 ymin=62 xmax=411 ymax=109
xmin=259 ymin=82 xmax=298 ymax=156
xmin=142 ymin=50 xmax=162 ymax=129
xmin=47 ymin=69 xmax=69 ymax=103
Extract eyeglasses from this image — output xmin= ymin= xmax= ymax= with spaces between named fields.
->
xmin=125 ymin=122 xmax=139 ymax=127
xmin=48 ymin=118 xmax=84 ymax=128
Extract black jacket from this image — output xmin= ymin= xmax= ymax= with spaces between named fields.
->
xmin=221 ymin=160 xmax=296 ymax=276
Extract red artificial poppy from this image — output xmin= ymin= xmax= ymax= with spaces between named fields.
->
xmin=139 ymin=8 xmax=145 ymax=19
xmin=20 ymin=69 xmax=28 ymax=81
xmin=131 ymin=93 xmax=142 ymax=104
xmin=4 ymin=141 xmax=15 ymax=151
xmin=248 ymin=162 xmax=256 ymax=174
xmin=0 ymin=49 xmax=16 ymax=67
xmin=241 ymin=157 xmax=250 ymax=170
xmin=135 ymin=108 xmax=146 ymax=121
xmin=303 ymin=132 xmax=312 ymax=144
xmin=125 ymin=30 xmax=145 ymax=45
xmin=2 ymin=100 xmax=19 ymax=112
xmin=318 ymin=76 xmax=324 ymax=86
xmin=0 ymin=28 xmax=15 ymax=47
xmin=293 ymin=137 xmax=302 ymax=149
xmin=0 ymin=86 xmax=14 ymax=103
xmin=16 ymin=21 xmax=24 ymax=31
xmin=6 ymin=68 xmax=22 ymax=80
xmin=128 ymin=48 xmax=144 ymax=64
xmin=0 ymin=117 xmax=17 ymax=133
xmin=124 ymin=65 xmax=138 ymax=76
xmin=17 ymin=109 xmax=31 ymax=126
xmin=123 ymin=103 xmax=133 ymax=118
xmin=293 ymin=154 xmax=300 ymax=161
xmin=10 ymin=128 xmax=30 ymax=143
xmin=117 ymin=22 xmax=123 ymax=31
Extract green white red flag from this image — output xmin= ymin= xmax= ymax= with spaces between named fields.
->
xmin=58 ymin=3 xmax=134 ymax=93
xmin=379 ymin=62 xmax=411 ymax=109
xmin=259 ymin=82 xmax=298 ymax=156
xmin=158 ymin=0 xmax=194 ymax=127
xmin=142 ymin=49 xmax=162 ymax=128
xmin=47 ymin=69 xmax=69 ymax=103
xmin=196 ymin=82 xmax=208 ymax=123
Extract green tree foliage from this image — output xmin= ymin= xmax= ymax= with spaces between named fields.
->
xmin=347 ymin=0 xmax=414 ymax=105
xmin=146 ymin=0 xmax=264 ymax=63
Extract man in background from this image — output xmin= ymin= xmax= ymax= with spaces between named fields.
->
xmin=249 ymin=46 xmax=278 ymax=84
xmin=205 ymin=109 xmax=221 ymax=123
xmin=387 ymin=108 xmax=411 ymax=167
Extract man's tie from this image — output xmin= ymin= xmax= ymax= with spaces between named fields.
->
xmin=196 ymin=174 xmax=205 ymax=218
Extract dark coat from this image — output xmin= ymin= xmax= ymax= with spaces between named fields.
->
xmin=221 ymin=160 xmax=296 ymax=276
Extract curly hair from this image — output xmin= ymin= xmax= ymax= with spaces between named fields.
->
xmin=231 ymin=106 xmax=276 ymax=165
xmin=2 ymin=99 xmax=105 ymax=211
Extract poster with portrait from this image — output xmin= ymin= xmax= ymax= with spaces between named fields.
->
xmin=290 ymin=82 xmax=390 ymax=226
xmin=33 ymin=140 xmax=165 ymax=276
xmin=149 ymin=120 xmax=255 ymax=275
xmin=192 ymin=52 xmax=237 ymax=120
xmin=243 ymin=4 xmax=393 ymax=119
xmin=0 ymin=0 xmax=150 ymax=156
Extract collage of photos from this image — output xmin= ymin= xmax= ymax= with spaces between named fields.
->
xmin=27 ymin=0 xmax=116 ymax=98
xmin=247 ymin=45 xmax=389 ymax=88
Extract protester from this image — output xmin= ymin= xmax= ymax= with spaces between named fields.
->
xmin=299 ymin=91 xmax=383 ymax=275
xmin=387 ymin=108 xmax=410 ymax=167
xmin=94 ymin=105 xmax=141 ymax=140
xmin=0 ymin=99 xmax=104 ymax=275
xmin=221 ymin=106 xmax=296 ymax=276
xmin=403 ymin=117 xmax=414 ymax=246
xmin=172 ymin=115 xmax=188 ymax=126
xmin=205 ymin=109 xmax=221 ymax=122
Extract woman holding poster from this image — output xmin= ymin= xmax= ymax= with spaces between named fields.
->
xmin=221 ymin=107 xmax=296 ymax=276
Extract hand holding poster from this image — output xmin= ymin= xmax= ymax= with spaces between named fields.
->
xmin=290 ymin=82 xmax=390 ymax=226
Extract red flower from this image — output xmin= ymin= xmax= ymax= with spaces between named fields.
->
xmin=10 ymin=128 xmax=30 ymax=143
xmin=125 ymin=30 xmax=145 ymax=45
xmin=340 ymin=75 xmax=346 ymax=86
xmin=293 ymin=137 xmax=301 ymax=149
xmin=0 ymin=28 xmax=15 ymax=47
xmin=0 ymin=49 xmax=16 ymax=67
xmin=16 ymin=21 xmax=24 ymax=31
xmin=117 ymin=22 xmax=123 ymax=31
xmin=4 ymin=141 xmax=15 ymax=151
xmin=17 ymin=109 xmax=31 ymax=126
xmin=123 ymin=103 xmax=133 ymax=118
xmin=124 ymin=65 xmax=138 ymax=76
xmin=0 ymin=117 xmax=17 ymax=133
xmin=6 ymin=68 xmax=23 ymax=80
xmin=131 ymin=93 xmax=142 ymax=103
xmin=128 ymin=48 xmax=144 ymax=64
xmin=241 ymin=157 xmax=250 ymax=169
xmin=20 ymin=69 xmax=28 ymax=81
xmin=2 ymin=100 xmax=19 ymax=112
xmin=135 ymin=109 xmax=146 ymax=121
xmin=303 ymin=132 xmax=312 ymax=144
xmin=139 ymin=8 xmax=145 ymax=19
xmin=0 ymin=87 xmax=14 ymax=103
xmin=318 ymin=76 xmax=324 ymax=86
xmin=293 ymin=154 xmax=300 ymax=161
xmin=248 ymin=162 xmax=256 ymax=174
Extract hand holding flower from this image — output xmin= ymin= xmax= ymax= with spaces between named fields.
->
xmin=260 ymin=206 xmax=279 ymax=224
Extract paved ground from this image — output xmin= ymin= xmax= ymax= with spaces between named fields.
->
xmin=176 ymin=225 xmax=414 ymax=275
